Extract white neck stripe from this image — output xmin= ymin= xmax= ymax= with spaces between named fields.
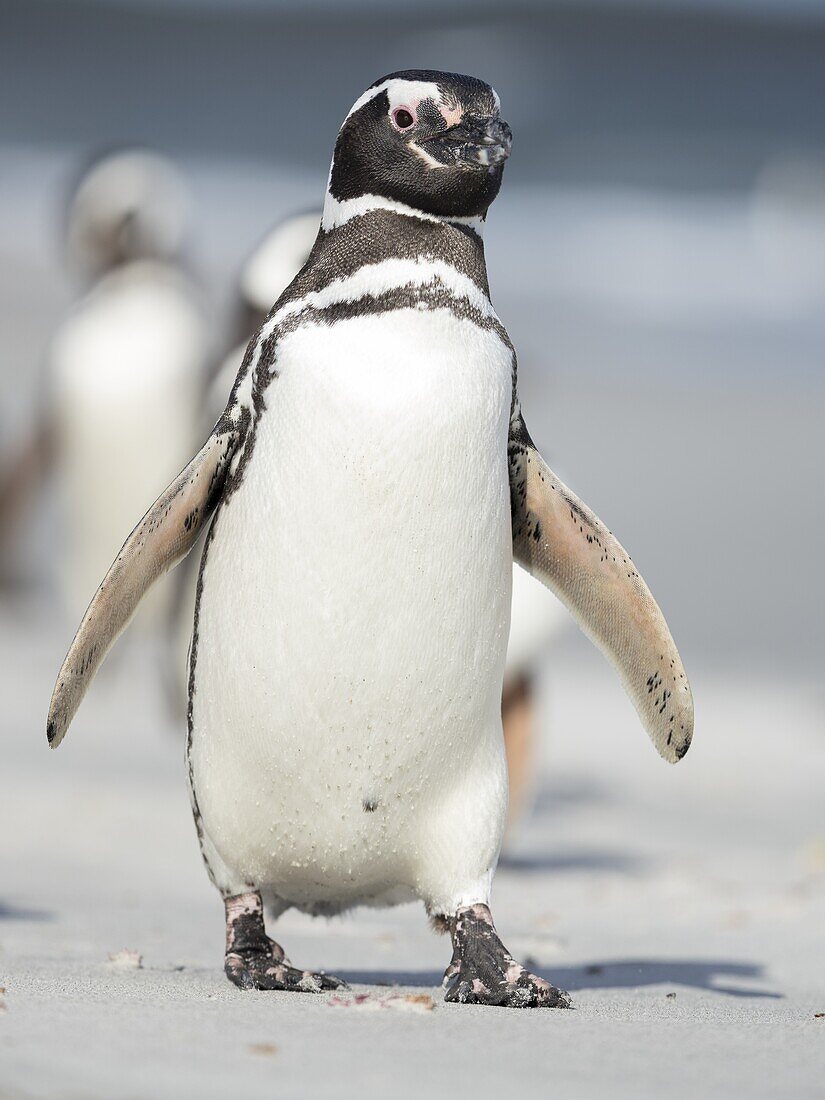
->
xmin=322 ymin=191 xmax=484 ymax=236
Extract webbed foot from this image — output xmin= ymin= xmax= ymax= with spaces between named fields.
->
xmin=223 ymin=891 xmax=348 ymax=994
xmin=443 ymin=903 xmax=571 ymax=1009
xmin=225 ymin=948 xmax=347 ymax=992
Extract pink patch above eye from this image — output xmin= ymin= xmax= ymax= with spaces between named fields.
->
xmin=392 ymin=107 xmax=416 ymax=129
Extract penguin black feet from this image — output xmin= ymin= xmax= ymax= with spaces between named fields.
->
xmin=223 ymin=892 xmax=348 ymax=993
xmin=442 ymin=903 xmax=571 ymax=1009
xmin=224 ymin=951 xmax=348 ymax=993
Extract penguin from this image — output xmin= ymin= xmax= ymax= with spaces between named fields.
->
xmin=196 ymin=210 xmax=568 ymax=826
xmin=50 ymin=150 xmax=207 ymax=626
xmin=47 ymin=71 xmax=694 ymax=1010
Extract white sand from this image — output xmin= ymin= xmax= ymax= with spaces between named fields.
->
xmin=0 ymin=609 xmax=823 ymax=1099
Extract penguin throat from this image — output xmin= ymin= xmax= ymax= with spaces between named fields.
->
xmin=321 ymin=190 xmax=485 ymax=237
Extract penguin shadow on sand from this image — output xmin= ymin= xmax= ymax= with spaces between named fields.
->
xmin=0 ymin=899 xmax=53 ymax=923
xmin=500 ymin=774 xmax=644 ymax=875
xmin=497 ymin=849 xmax=643 ymax=874
xmin=337 ymin=960 xmax=781 ymax=1001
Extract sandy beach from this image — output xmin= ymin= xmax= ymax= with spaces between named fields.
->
xmin=1 ymin=6 xmax=823 ymax=1092
xmin=1 ymin=605 xmax=822 ymax=1099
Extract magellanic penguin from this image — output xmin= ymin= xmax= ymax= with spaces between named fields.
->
xmin=3 ymin=150 xmax=204 ymax=593
xmin=199 ymin=209 xmax=569 ymax=828
xmin=47 ymin=71 xmax=694 ymax=1009
xmin=51 ymin=150 xmax=207 ymax=627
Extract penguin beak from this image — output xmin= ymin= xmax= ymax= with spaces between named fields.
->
xmin=428 ymin=116 xmax=513 ymax=170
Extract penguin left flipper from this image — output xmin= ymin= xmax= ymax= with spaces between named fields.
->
xmin=508 ymin=411 xmax=694 ymax=763
xmin=47 ymin=424 xmax=237 ymax=748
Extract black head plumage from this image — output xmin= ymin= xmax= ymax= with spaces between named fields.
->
xmin=328 ymin=70 xmax=512 ymax=220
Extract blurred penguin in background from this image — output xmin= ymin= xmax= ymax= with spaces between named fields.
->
xmin=174 ymin=209 xmax=568 ymax=831
xmin=209 ymin=211 xmax=322 ymax=413
xmin=28 ymin=150 xmax=208 ymax=628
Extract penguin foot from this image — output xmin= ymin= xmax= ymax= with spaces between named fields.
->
xmin=442 ymin=903 xmax=571 ymax=1010
xmin=223 ymin=889 xmax=348 ymax=994
xmin=224 ymin=950 xmax=348 ymax=993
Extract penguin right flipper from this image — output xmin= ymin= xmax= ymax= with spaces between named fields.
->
xmin=508 ymin=410 xmax=693 ymax=763
xmin=47 ymin=424 xmax=238 ymax=748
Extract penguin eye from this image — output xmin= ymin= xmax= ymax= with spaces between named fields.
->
xmin=392 ymin=108 xmax=415 ymax=130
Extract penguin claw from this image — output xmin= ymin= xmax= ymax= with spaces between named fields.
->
xmin=224 ymin=951 xmax=348 ymax=993
xmin=444 ymin=968 xmax=571 ymax=1009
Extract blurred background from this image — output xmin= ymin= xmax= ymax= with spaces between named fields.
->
xmin=0 ymin=2 xmax=823 ymax=1098
xmin=1 ymin=0 xmax=823 ymax=665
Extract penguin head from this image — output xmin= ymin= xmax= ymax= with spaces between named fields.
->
xmin=328 ymin=70 xmax=512 ymax=220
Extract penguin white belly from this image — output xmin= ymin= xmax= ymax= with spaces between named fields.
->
xmin=190 ymin=308 xmax=513 ymax=915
